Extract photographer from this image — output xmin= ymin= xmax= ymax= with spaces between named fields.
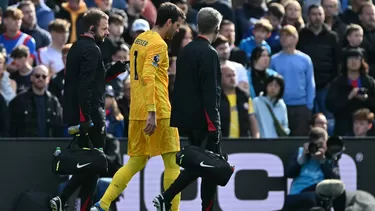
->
xmin=326 ymin=48 xmax=375 ymax=136
xmin=282 ymin=128 xmax=342 ymax=211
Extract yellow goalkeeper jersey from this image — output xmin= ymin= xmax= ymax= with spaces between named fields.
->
xmin=129 ymin=30 xmax=171 ymax=120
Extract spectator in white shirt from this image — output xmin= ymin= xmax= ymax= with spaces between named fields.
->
xmin=38 ymin=18 xmax=70 ymax=75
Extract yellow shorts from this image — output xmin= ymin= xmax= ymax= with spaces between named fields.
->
xmin=127 ymin=118 xmax=180 ymax=157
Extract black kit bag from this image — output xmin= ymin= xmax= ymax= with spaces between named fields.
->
xmin=176 ymin=144 xmax=234 ymax=187
xmin=52 ymin=135 xmax=108 ymax=175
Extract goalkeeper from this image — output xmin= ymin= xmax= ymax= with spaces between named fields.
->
xmin=91 ymin=3 xmax=186 ymax=211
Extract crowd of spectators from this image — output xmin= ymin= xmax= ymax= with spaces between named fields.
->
xmin=1 ymin=0 xmax=375 ymax=139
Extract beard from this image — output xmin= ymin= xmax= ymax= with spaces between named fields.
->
xmin=94 ymin=33 xmax=106 ymax=45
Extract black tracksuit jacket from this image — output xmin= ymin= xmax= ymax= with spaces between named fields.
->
xmin=63 ymin=35 xmax=123 ymax=126
xmin=170 ymin=36 xmax=221 ymax=132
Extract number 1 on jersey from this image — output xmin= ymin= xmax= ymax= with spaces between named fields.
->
xmin=134 ymin=51 xmax=139 ymax=80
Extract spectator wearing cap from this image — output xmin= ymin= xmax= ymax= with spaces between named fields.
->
xmin=105 ymin=44 xmax=130 ymax=98
xmin=239 ymin=18 xmax=272 ymax=59
xmin=245 ymin=2 xmax=285 ymax=54
xmin=359 ymin=2 xmax=375 ymax=77
xmin=105 ymin=85 xmax=125 ymax=138
xmin=298 ymin=4 xmax=340 ymax=126
xmin=18 ymin=1 xmax=51 ymax=50
xmin=100 ymin=13 xmax=126 ymax=64
xmin=326 ymin=48 xmax=375 ymax=136
xmin=130 ymin=18 xmax=150 ymax=43
xmin=219 ymin=20 xmax=247 ymax=66
xmin=9 ymin=65 xmax=63 ymax=137
xmin=234 ymin=0 xmax=266 ymax=42
xmin=352 ymin=108 xmax=374 ymax=137
xmin=172 ymin=0 xmax=198 ymax=26
xmin=271 ymin=25 xmax=315 ymax=136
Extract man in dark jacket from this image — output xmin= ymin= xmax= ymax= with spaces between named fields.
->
xmin=298 ymin=4 xmax=341 ymax=120
xmin=9 ymin=65 xmax=63 ymax=137
xmin=153 ymin=7 xmax=223 ymax=211
xmin=50 ymin=8 xmax=127 ymax=211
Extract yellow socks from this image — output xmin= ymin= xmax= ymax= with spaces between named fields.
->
xmin=99 ymin=156 xmax=147 ymax=210
xmin=162 ymin=152 xmax=181 ymax=211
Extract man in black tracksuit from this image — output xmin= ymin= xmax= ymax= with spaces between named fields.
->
xmin=50 ymin=8 xmax=128 ymax=211
xmin=152 ymin=7 xmax=223 ymax=211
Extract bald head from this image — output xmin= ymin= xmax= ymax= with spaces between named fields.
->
xmin=33 ymin=65 xmax=49 ymax=75
xmin=221 ymin=64 xmax=236 ymax=90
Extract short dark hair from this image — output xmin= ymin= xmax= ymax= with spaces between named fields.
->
xmin=308 ymin=4 xmax=323 ymax=15
xmin=359 ymin=2 xmax=374 ymax=14
xmin=109 ymin=13 xmax=125 ymax=25
xmin=309 ymin=127 xmax=328 ymax=142
xmin=3 ymin=7 xmax=23 ymax=20
xmin=211 ymin=34 xmax=228 ymax=48
xmin=18 ymin=1 xmax=34 ymax=10
xmin=263 ymin=75 xmax=285 ymax=104
xmin=220 ymin=19 xmax=234 ymax=29
xmin=267 ymin=3 xmax=285 ymax=20
xmin=354 ymin=108 xmax=375 ymax=123
xmin=11 ymin=45 xmax=30 ymax=58
xmin=48 ymin=18 xmax=71 ymax=33
xmin=155 ymin=2 xmax=186 ymax=27
xmin=81 ymin=8 xmax=109 ymax=32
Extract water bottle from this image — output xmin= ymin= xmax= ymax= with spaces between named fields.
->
xmin=68 ymin=125 xmax=80 ymax=134
xmin=54 ymin=147 xmax=61 ymax=156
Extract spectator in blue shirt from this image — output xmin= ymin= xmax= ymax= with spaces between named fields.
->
xmin=282 ymin=128 xmax=341 ymax=210
xmin=32 ymin=0 xmax=55 ymax=31
xmin=271 ymin=25 xmax=315 ymax=136
xmin=239 ymin=18 xmax=272 ymax=59
xmin=245 ymin=2 xmax=285 ymax=54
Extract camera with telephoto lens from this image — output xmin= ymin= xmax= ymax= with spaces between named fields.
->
xmin=308 ymin=142 xmax=323 ymax=155
xmin=325 ymin=136 xmax=345 ymax=160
